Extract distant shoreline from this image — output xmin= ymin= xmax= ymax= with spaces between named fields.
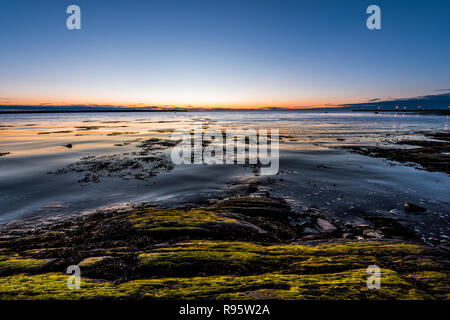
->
xmin=353 ymin=109 xmax=449 ymax=115
xmin=1 ymin=109 xmax=448 ymax=115
xmin=0 ymin=109 xmax=187 ymax=114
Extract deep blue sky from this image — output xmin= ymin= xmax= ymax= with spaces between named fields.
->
xmin=0 ymin=0 xmax=449 ymax=108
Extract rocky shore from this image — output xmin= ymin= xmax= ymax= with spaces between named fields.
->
xmin=0 ymin=195 xmax=448 ymax=300
xmin=345 ymin=132 xmax=450 ymax=174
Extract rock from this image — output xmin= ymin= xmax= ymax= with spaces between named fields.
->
xmin=289 ymin=216 xmax=311 ymax=227
xmin=306 ymin=205 xmax=319 ymax=212
xmin=45 ymin=258 xmax=58 ymax=264
xmin=315 ymin=218 xmax=338 ymax=233
xmin=78 ymin=256 xmax=113 ymax=268
xmin=404 ymin=202 xmax=426 ymax=213
xmin=366 ymin=216 xmax=418 ymax=239
xmin=65 ymin=144 xmax=73 ymax=148
xmin=362 ymin=229 xmax=384 ymax=239
xmin=210 ymin=196 xmax=292 ymax=218
xmin=1 ymin=191 xmax=450 ymax=300
xmin=389 ymin=209 xmax=402 ymax=215
xmin=355 ymin=224 xmax=371 ymax=229
xmin=302 ymin=227 xmax=319 ymax=234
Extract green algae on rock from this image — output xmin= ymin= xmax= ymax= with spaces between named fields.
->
xmin=0 ymin=196 xmax=448 ymax=300
xmin=0 ymin=268 xmax=443 ymax=300
xmin=0 ymin=254 xmax=48 ymax=275
xmin=128 ymin=209 xmax=237 ymax=230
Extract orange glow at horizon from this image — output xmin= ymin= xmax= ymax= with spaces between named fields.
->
xmin=0 ymin=97 xmax=352 ymax=110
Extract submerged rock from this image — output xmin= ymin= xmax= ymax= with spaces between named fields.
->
xmin=302 ymin=227 xmax=319 ymax=234
xmin=404 ymin=202 xmax=427 ymax=213
xmin=343 ymin=131 xmax=450 ymax=174
xmin=210 ymin=196 xmax=292 ymax=218
xmin=51 ymin=137 xmax=177 ymax=184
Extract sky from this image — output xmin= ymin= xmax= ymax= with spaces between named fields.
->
xmin=0 ymin=0 xmax=449 ymax=109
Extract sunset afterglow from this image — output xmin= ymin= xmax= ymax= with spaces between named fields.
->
xmin=1 ymin=0 xmax=449 ymax=109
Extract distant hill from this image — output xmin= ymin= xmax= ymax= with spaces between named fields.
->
xmin=338 ymin=92 xmax=450 ymax=111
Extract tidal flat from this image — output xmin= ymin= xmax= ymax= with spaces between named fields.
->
xmin=0 ymin=111 xmax=449 ymax=299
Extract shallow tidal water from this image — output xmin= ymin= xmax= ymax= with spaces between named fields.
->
xmin=0 ymin=111 xmax=449 ymax=244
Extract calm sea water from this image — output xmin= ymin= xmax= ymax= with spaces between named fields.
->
xmin=0 ymin=111 xmax=449 ymax=242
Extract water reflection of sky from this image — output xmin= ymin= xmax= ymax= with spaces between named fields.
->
xmin=0 ymin=112 xmax=449 ymax=242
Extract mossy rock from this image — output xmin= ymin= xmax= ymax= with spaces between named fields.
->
xmin=0 ymin=268 xmax=441 ymax=300
xmin=209 ymin=196 xmax=293 ymax=218
xmin=128 ymin=209 xmax=237 ymax=229
xmin=78 ymin=256 xmax=113 ymax=268
xmin=125 ymin=208 xmax=274 ymax=240
xmin=135 ymin=240 xmax=441 ymax=277
xmin=0 ymin=240 xmax=448 ymax=299
xmin=0 ymin=196 xmax=448 ymax=300
xmin=0 ymin=254 xmax=48 ymax=275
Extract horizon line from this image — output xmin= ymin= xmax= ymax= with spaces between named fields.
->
xmin=1 ymin=92 xmax=449 ymax=111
